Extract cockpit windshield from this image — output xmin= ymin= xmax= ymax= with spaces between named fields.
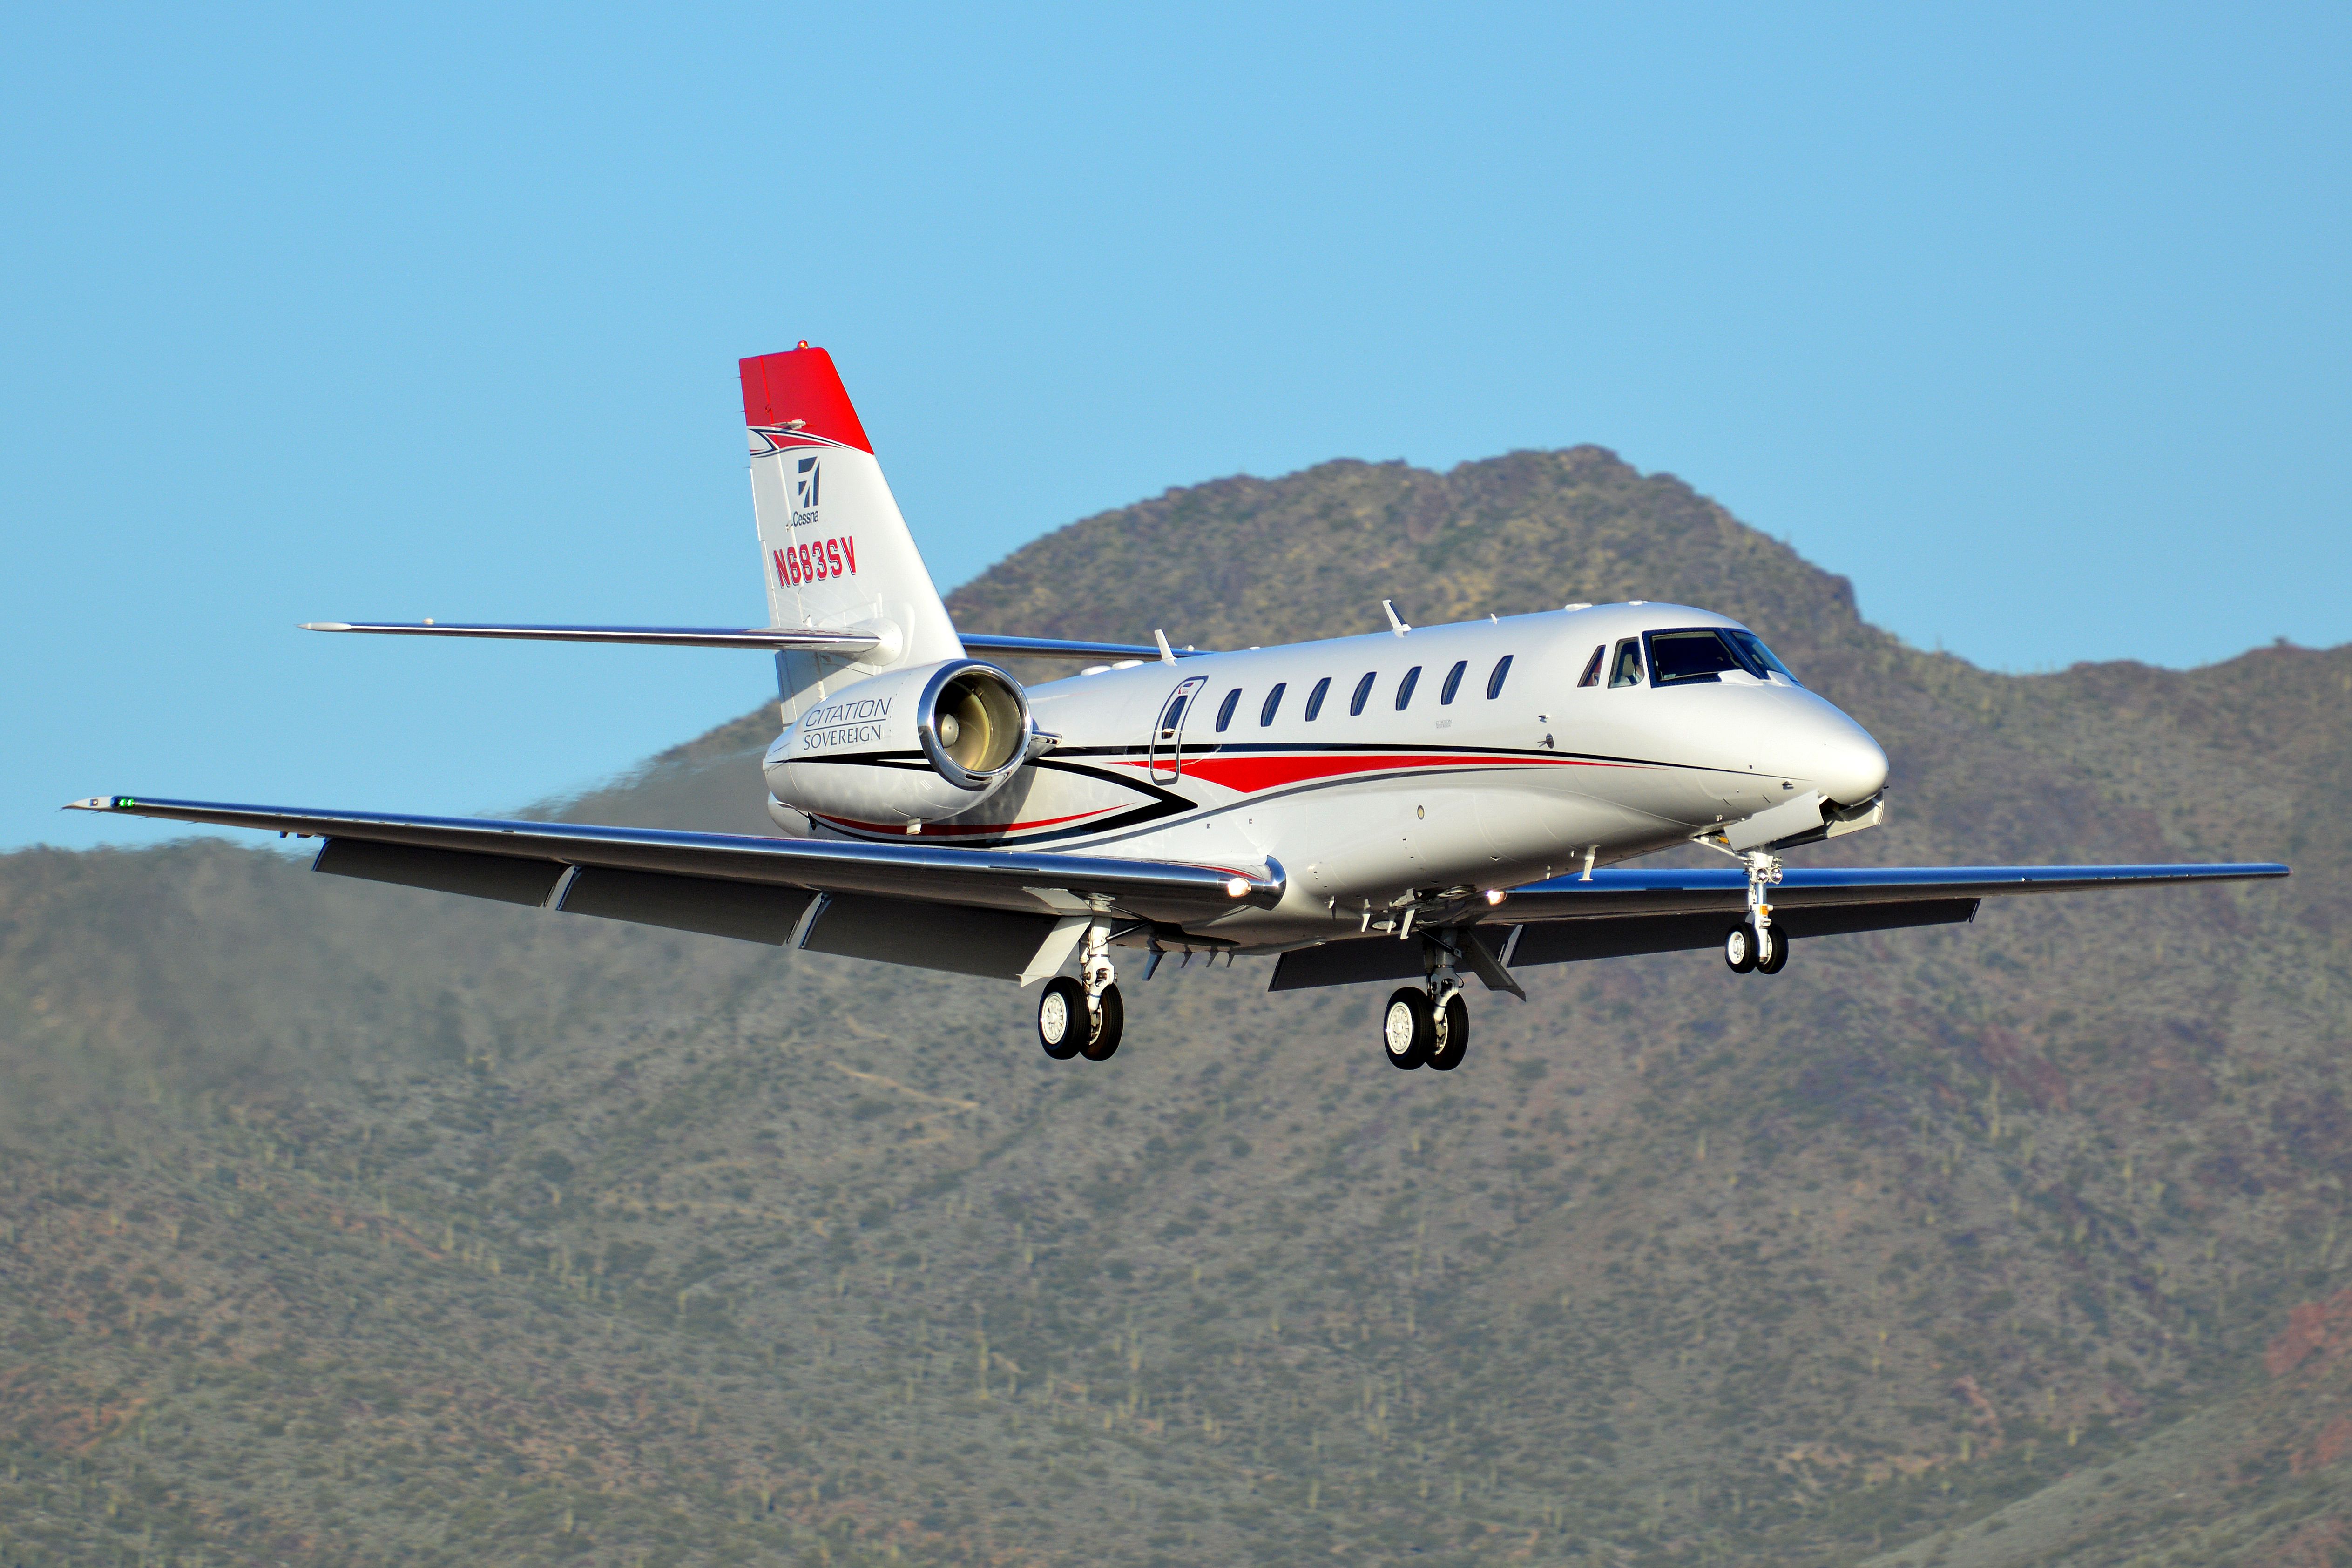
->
xmin=1722 ymin=629 xmax=1800 ymax=686
xmin=1643 ymin=627 xmax=1803 ymax=688
xmin=1644 ymin=629 xmax=1744 ymax=686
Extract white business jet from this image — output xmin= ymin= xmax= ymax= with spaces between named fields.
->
xmin=72 ymin=345 xmax=2287 ymax=1070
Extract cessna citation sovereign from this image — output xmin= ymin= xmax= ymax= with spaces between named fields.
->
xmin=74 ymin=345 xmax=2287 ymax=1069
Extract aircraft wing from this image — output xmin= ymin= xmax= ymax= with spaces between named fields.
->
xmin=65 ymin=796 xmax=1281 ymax=957
xmin=1270 ymin=860 xmax=2287 ymax=992
xmin=1498 ymin=860 xmax=2289 ymax=918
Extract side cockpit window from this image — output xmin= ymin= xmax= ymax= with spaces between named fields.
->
xmin=1577 ymin=646 xmax=1605 ymax=688
xmin=1607 ymin=638 xmax=1644 ymax=688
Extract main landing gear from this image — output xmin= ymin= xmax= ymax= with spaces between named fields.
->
xmin=1383 ymin=936 xmax=1471 ymax=1071
xmin=1723 ymin=849 xmax=1791 ymax=977
xmin=1383 ymin=986 xmax=1467 ymax=1071
xmin=1037 ymin=919 xmax=1124 ymax=1062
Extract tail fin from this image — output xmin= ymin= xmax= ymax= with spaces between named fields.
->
xmin=740 ymin=345 xmax=963 ymax=719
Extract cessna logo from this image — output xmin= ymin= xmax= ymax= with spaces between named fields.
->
xmin=792 ymin=456 xmax=820 ymax=526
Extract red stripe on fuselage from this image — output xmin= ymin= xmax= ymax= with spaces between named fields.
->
xmin=810 ymin=806 xmax=1116 ymax=838
xmin=1131 ymin=750 xmax=1630 ymax=795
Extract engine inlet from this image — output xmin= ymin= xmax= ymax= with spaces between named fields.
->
xmin=919 ymin=662 xmax=1029 ymax=788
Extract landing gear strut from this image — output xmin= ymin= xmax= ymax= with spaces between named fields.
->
xmin=1723 ymin=849 xmax=1790 ymax=977
xmin=1037 ymin=919 xmax=1125 ymax=1061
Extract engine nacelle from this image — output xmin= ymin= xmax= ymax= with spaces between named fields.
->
xmin=764 ymin=659 xmax=1034 ymax=832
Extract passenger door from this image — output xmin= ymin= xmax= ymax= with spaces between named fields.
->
xmin=1148 ymin=676 xmax=1206 ymax=783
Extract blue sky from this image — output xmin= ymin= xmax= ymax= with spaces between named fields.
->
xmin=5 ymin=3 xmax=2346 ymax=851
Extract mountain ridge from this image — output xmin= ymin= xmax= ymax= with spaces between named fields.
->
xmin=3 ymin=446 xmax=2347 ymax=1568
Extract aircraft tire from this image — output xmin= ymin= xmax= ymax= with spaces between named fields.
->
xmin=1724 ymin=923 xmax=1758 ymax=974
xmin=1427 ymin=994 xmax=1469 ymax=1071
xmin=1037 ymin=977 xmax=1086 ymax=1060
xmin=1079 ymin=984 xmax=1124 ymax=1062
xmin=1756 ymin=926 xmax=1789 ymax=974
xmin=1383 ymin=988 xmax=1434 ymax=1070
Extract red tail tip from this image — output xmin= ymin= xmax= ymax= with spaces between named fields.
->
xmin=739 ymin=345 xmax=872 ymax=453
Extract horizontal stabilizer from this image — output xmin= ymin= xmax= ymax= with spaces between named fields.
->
xmin=301 ymin=621 xmax=881 ymax=654
xmin=960 ymin=634 xmax=1212 ymax=662
xmin=298 ymin=623 xmax=1206 ymax=662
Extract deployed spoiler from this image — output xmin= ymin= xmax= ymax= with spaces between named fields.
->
xmin=300 ymin=622 xmax=1210 ymax=662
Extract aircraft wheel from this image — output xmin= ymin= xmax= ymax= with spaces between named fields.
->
xmin=1383 ymin=988 xmax=1434 ymax=1070
xmin=1756 ymin=925 xmax=1789 ymax=974
xmin=1723 ymin=923 xmax=1758 ymax=974
xmin=1427 ymin=993 xmax=1470 ymax=1071
xmin=1037 ymin=977 xmax=1086 ymax=1060
xmin=1079 ymin=983 xmax=1125 ymax=1062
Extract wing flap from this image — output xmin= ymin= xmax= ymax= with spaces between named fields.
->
xmin=558 ymin=867 xmax=815 ymax=945
xmin=797 ymin=892 xmax=1061 ymax=980
xmin=313 ymin=838 xmax=565 ymax=906
xmin=1268 ymin=897 xmax=1981 ymax=991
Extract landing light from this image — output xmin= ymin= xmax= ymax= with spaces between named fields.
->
xmin=1484 ymin=889 xmax=1507 ymax=906
xmin=1224 ymin=877 xmax=1250 ymax=899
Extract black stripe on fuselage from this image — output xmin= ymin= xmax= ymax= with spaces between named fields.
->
xmin=786 ymin=740 xmax=1743 ymax=851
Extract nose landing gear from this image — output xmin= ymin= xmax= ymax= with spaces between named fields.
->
xmin=1722 ymin=849 xmax=1791 ymax=976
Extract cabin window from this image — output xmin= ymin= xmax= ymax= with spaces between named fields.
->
xmin=1216 ymin=688 xmax=1243 ymax=731
xmin=1486 ymin=654 xmax=1514 ymax=699
xmin=1349 ymin=672 xmax=1376 ymax=716
xmin=1577 ymin=646 xmax=1605 ymax=687
xmin=1439 ymin=660 xmax=1468 ymax=704
xmin=1259 ymin=683 xmax=1286 ymax=726
xmin=1394 ymin=665 xmax=1422 ymax=710
xmin=1608 ymin=638 xmax=1644 ymax=688
xmin=1304 ymin=676 xmax=1331 ymax=720
xmin=1645 ymin=628 xmax=1745 ymax=687
xmin=1159 ymin=695 xmax=1187 ymax=737
xmin=1723 ymin=629 xmax=1801 ymax=687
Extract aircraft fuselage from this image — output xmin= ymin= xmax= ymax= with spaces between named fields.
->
xmin=764 ymin=601 xmax=1890 ymax=950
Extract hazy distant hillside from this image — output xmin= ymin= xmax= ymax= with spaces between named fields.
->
xmin=4 ymin=447 xmax=2349 ymax=1568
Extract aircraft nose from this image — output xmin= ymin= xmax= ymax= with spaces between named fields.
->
xmin=1811 ymin=711 xmax=1889 ymax=806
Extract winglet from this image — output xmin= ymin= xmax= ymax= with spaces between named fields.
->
xmin=1383 ymin=600 xmax=1411 ymax=636
xmin=1154 ymin=629 xmax=1176 ymax=666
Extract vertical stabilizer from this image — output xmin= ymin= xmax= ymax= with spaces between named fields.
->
xmin=741 ymin=346 xmax=963 ymax=720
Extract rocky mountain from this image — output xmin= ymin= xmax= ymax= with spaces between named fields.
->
xmin=2 ymin=447 xmax=2347 ymax=1567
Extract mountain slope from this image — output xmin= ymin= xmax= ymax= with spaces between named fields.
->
xmin=3 ymin=447 xmax=2347 ymax=1568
